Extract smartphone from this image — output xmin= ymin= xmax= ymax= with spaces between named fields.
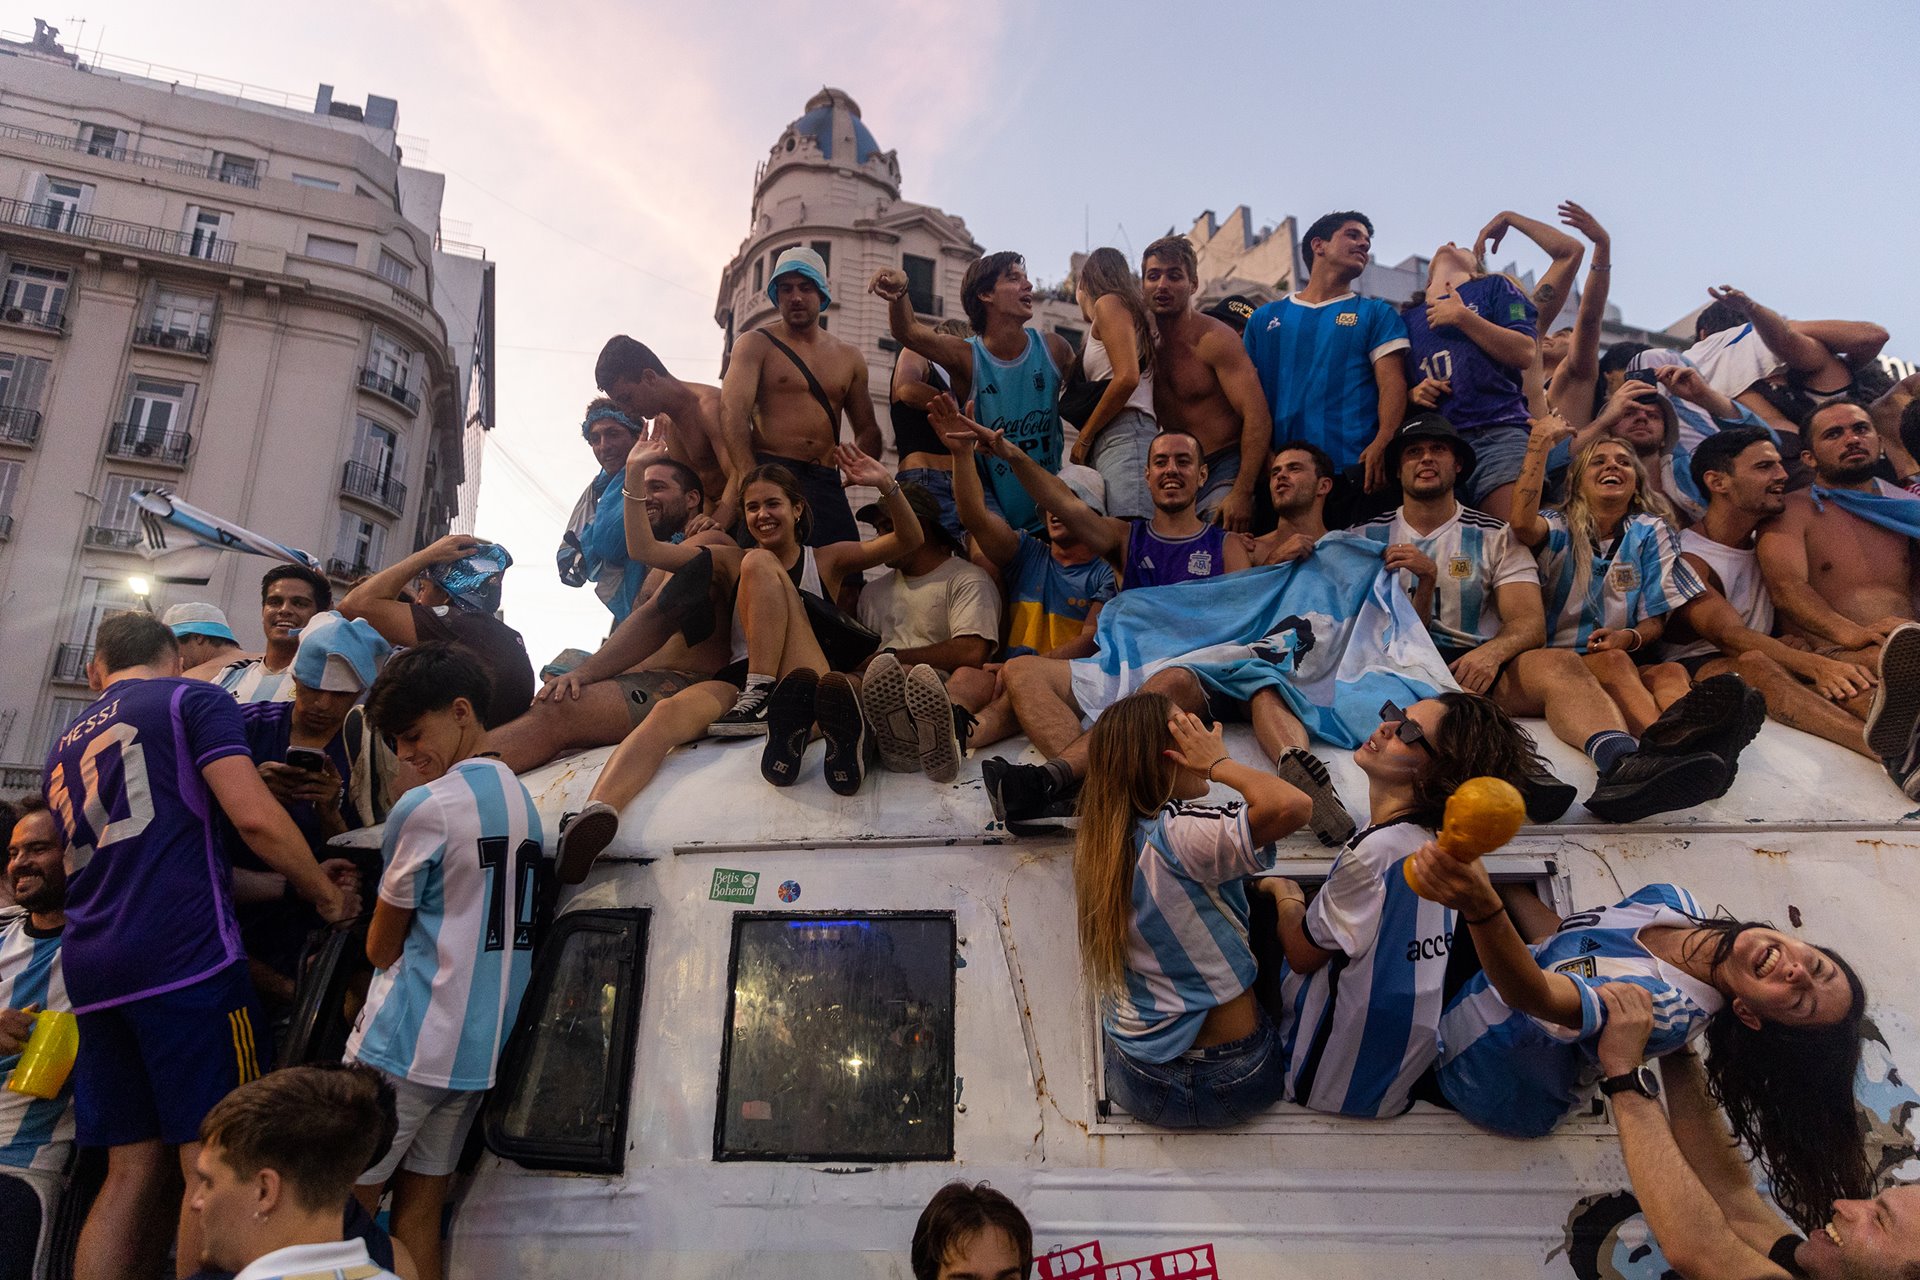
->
xmin=285 ymin=747 xmax=329 ymax=773
xmin=1625 ymin=369 xmax=1660 ymax=388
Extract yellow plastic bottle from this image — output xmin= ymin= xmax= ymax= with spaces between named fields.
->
xmin=6 ymin=1009 xmax=79 ymax=1100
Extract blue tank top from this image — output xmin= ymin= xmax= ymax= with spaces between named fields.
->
xmin=968 ymin=329 xmax=1062 ymax=534
xmin=1122 ymin=520 xmax=1229 ymax=591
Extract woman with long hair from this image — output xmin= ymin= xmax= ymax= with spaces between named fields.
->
xmin=1409 ymin=844 xmax=1869 ymax=1232
xmin=554 ymin=444 xmax=921 ymax=880
xmin=1257 ymin=693 xmax=1548 ymax=1118
xmin=1068 ymin=247 xmax=1159 ymax=520
xmin=1077 ymin=692 xmax=1311 ymax=1128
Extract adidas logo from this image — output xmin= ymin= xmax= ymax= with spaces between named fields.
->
xmin=1579 ymin=938 xmax=1601 ymax=955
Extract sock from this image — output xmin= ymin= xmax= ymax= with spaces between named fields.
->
xmin=1041 ymin=759 xmax=1075 ymax=794
xmin=744 ymin=674 xmax=774 ymax=696
xmin=1585 ymin=730 xmax=1638 ymax=772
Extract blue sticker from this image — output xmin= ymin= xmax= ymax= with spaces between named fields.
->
xmin=777 ymin=879 xmax=801 ymax=903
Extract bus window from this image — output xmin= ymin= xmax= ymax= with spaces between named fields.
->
xmin=484 ymin=909 xmax=648 ymax=1174
xmin=716 ymin=913 xmax=956 ymax=1162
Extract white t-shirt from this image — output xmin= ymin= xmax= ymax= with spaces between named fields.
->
xmin=232 ymin=1239 xmax=401 ymax=1280
xmin=856 ymin=555 xmax=1002 ymax=658
xmin=1683 ymin=324 xmax=1782 ymax=398
xmin=1668 ymin=530 xmax=1774 ymax=661
xmin=1356 ymin=505 xmax=1539 ymax=651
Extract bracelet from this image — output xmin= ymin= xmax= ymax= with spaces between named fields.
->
xmin=880 ymin=481 xmax=900 ymax=500
xmin=1464 ymin=904 xmax=1506 ymax=926
xmin=1624 ymin=627 xmax=1642 ymax=653
xmin=621 ymin=487 xmax=642 ymax=502
xmin=1206 ymin=758 xmax=1229 ymax=781
xmin=1589 ymin=263 xmax=1611 ymax=272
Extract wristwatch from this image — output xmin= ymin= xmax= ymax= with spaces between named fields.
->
xmin=1599 ymin=1066 xmax=1661 ymax=1101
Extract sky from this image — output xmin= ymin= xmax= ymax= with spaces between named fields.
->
xmin=28 ymin=0 xmax=1920 ymax=666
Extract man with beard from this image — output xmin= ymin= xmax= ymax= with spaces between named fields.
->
xmin=0 ymin=798 xmax=71 ymax=1280
xmin=1757 ymin=403 xmax=1920 ymax=773
xmin=557 ymin=399 xmax=650 ymax=624
xmin=596 ymin=336 xmax=746 ymax=531
xmin=1591 ymin=361 xmax=1761 ymax=523
xmin=1138 ymin=236 xmax=1269 ymax=530
xmin=728 ymin=247 xmax=883 ymax=548
xmin=1251 ymin=442 xmax=1335 ymax=566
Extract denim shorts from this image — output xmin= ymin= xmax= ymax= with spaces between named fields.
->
xmin=895 ymin=466 xmax=968 ymax=546
xmin=1087 ymin=409 xmax=1158 ymax=521
xmin=1196 ymin=447 xmax=1243 ymax=521
xmin=1458 ymin=422 xmax=1531 ymax=506
xmin=1103 ymin=1004 xmax=1286 ymax=1129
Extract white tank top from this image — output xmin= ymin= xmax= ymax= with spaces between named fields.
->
xmin=1668 ymin=529 xmax=1774 ymax=660
xmin=1082 ymin=328 xmax=1156 ymax=419
xmin=730 ymin=546 xmax=823 ymax=663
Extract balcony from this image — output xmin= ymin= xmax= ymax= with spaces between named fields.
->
xmin=0 ymin=197 xmax=236 ymax=265
xmin=326 ymin=556 xmax=371 ymax=581
xmin=105 ymin=423 xmax=193 ymax=467
xmin=83 ymin=526 xmax=142 ymax=552
xmin=0 ymin=303 xmax=66 ymax=334
xmin=0 ymin=406 xmax=40 ymax=447
xmin=0 ymin=513 xmax=12 ymax=541
xmin=340 ymin=460 xmax=408 ymax=516
xmin=0 ymin=766 xmax=38 ymax=792
xmin=52 ymin=643 xmax=94 ymax=683
xmin=357 ymin=367 xmax=420 ymax=414
xmin=131 ymin=325 xmax=213 ymax=357
xmin=0 ymin=121 xmax=259 ymax=187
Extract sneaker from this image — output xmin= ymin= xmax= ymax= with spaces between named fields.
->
xmin=761 ymin=669 xmax=818 ymax=787
xmin=1636 ymin=673 xmax=1766 ymax=778
xmin=1518 ymin=765 xmax=1577 ymax=824
xmin=1583 ymin=748 xmax=1730 ymax=823
xmin=555 ymin=801 xmax=619 ymax=885
xmin=1274 ymin=748 xmax=1356 ymax=848
xmin=710 ymin=682 xmax=773 ymax=737
xmin=859 ymin=653 xmax=921 ymax=773
xmin=906 ymin=664 xmax=964 ymax=783
xmin=816 ymin=672 xmax=869 ymax=797
xmin=1888 ymin=720 xmax=1920 ymax=798
xmin=1865 ymin=624 xmax=1920 ymax=758
xmin=980 ymin=756 xmax=1079 ymax=833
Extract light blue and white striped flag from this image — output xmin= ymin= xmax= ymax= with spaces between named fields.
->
xmin=1068 ymin=533 xmax=1458 ymax=748
xmin=131 ymin=489 xmax=322 ymax=571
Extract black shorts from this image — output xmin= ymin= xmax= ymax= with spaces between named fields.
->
xmin=1435 ymin=645 xmax=1516 ymax=690
xmin=1676 ymin=651 xmax=1722 ymax=678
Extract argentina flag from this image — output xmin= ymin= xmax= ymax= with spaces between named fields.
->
xmin=1067 ymin=533 xmax=1457 ymax=748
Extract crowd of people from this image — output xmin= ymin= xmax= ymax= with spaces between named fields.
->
xmin=4 ymin=202 xmax=1919 ymax=1278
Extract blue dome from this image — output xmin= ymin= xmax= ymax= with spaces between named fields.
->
xmin=791 ymin=102 xmax=882 ymax=164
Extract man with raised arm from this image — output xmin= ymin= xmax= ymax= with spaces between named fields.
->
xmin=871 ymin=252 xmax=1075 ymax=535
xmin=1138 ymin=235 xmax=1269 ymax=530
xmin=596 ymin=335 xmax=747 ymax=531
xmin=1684 ymin=286 xmax=1888 ymax=448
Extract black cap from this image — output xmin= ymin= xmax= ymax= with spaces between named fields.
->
xmin=856 ymin=481 xmax=964 ymax=553
xmin=1203 ymin=294 xmax=1258 ymax=334
xmin=1385 ymin=412 xmax=1477 ymax=483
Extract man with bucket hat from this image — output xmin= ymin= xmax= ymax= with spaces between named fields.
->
xmin=164 ymin=603 xmax=252 ymax=683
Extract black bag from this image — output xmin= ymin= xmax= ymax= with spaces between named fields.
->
xmin=801 ymin=589 xmax=881 ymax=672
xmin=1058 ymin=377 xmax=1110 ymax=430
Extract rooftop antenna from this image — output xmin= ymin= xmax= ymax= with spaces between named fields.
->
xmin=62 ymin=16 xmax=84 ymax=51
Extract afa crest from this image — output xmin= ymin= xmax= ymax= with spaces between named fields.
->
xmin=1608 ymin=562 xmax=1641 ymax=591
xmin=1335 ymin=311 xmax=1359 ymax=327
xmin=1447 ymin=556 xmax=1473 ymax=580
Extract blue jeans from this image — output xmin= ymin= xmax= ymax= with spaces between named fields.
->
xmin=1196 ymin=446 xmax=1243 ymax=521
xmin=1103 ymin=1005 xmax=1286 ymax=1129
xmin=896 ymin=466 xmax=969 ymax=546
xmin=1086 ymin=408 xmax=1157 ymax=520
xmin=1458 ymin=422 xmax=1530 ymax=507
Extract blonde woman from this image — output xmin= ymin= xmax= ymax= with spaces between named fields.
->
xmin=1068 ymin=247 xmax=1158 ymax=520
xmin=1076 ymin=691 xmax=1309 ymax=1128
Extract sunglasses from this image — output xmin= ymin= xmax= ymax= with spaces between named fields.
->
xmin=1379 ymin=700 xmax=1436 ymax=756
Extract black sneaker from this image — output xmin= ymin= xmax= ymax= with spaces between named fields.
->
xmin=859 ymin=653 xmax=921 ymax=773
xmin=555 ymin=801 xmax=619 ymax=885
xmin=906 ymin=664 xmax=963 ymax=783
xmin=816 ymin=672 xmax=869 ymax=797
xmin=980 ymin=756 xmax=1078 ymax=833
xmin=1866 ymin=624 xmax=1920 ymax=758
xmin=1518 ymin=765 xmax=1577 ymax=824
xmin=761 ymin=669 xmax=818 ymax=787
xmin=1274 ymin=748 xmax=1356 ymax=848
xmin=1887 ymin=718 xmax=1920 ymax=798
xmin=1636 ymin=673 xmax=1766 ymax=777
xmin=710 ymin=682 xmax=773 ymax=737
xmin=1583 ymin=748 xmax=1730 ymax=823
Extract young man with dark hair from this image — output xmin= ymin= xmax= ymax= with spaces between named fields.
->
xmin=350 ymin=643 xmax=539 ymax=1280
xmin=1251 ymin=441 xmax=1335 ymax=566
xmin=873 ymin=253 xmax=1076 ymax=535
xmin=596 ymin=335 xmax=746 ymax=529
xmin=910 ymin=1181 xmax=1033 ymax=1280
xmin=1139 ymin=234 xmax=1270 ymax=531
xmin=1244 ymin=211 xmax=1410 ymax=501
xmin=1684 ymin=285 xmax=1888 ymax=446
xmin=47 ymin=612 xmax=354 ymax=1280
xmin=219 ymin=565 xmax=332 ymax=704
xmin=164 ymin=604 xmax=250 ymax=682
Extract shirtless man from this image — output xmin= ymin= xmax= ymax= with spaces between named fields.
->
xmin=1251 ymin=442 xmax=1333 ymax=566
xmin=596 ymin=335 xmax=748 ymax=529
xmin=1756 ymin=402 xmax=1920 ymax=761
xmin=725 ymin=246 xmax=883 ymax=548
xmin=1138 ymin=235 xmax=1269 ymax=531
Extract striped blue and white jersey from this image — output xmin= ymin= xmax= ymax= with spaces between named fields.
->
xmin=347 ymin=758 xmax=541 ymax=1091
xmin=1357 ymin=505 xmax=1540 ymax=652
xmin=1279 ymin=820 xmax=1455 ymax=1118
xmin=1104 ymin=801 xmax=1275 ymax=1065
xmin=1437 ymin=883 xmax=1722 ymax=1138
xmin=1536 ymin=511 xmax=1704 ymax=650
xmin=217 ymin=659 xmax=295 ymax=705
xmin=0 ymin=912 xmax=73 ymax=1171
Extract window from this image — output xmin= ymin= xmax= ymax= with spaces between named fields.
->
xmin=809 ymin=240 xmax=832 ymax=273
xmin=902 ymin=253 xmax=936 ymax=315
xmin=304 ymin=235 xmax=358 ymax=266
xmin=291 ymin=173 xmax=341 ymax=191
xmin=752 ymin=256 xmax=763 ymax=294
xmin=122 ymin=376 xmax=194 ymax=442
xmin=78 ymin=123 xmax=125 ymax=158
xmin=182 ymin=206 xmax=232 ymax=260
xmin=0 ymin=458 xmax=20 ymax=524
xmin=95 ymin=473 xmax=148 ymax=531
xmin=376 ymin=249 xmax=413 ymax=290
xmin=715 ymin=913 xmax=956 ymax=1162
xmin=485 ymin=910 xmax=649 ymax=1174
xmin=0 ymin=353 xmax=51 ymax=411
xmin=2 ymin=262 xmax=69 ymax=323
xmin=350 ymin=415 xmax=403 ymax=477
xmin=45 ymin=696 xmax=93 ymax=757
xmin=31 ymin=176 xmax=92 ymax=231
xmin=367 ymin=330 xmax=414 ymax=388
xmin=333 ymin=511 xmax=386 ymax=573
xmin=1052 ymin=325 xmax=1085 ymax=353
xmin=211 ymin=153 xmax=258 ymax=186
xmin=147 ymin=286 xmax=214 ymax=341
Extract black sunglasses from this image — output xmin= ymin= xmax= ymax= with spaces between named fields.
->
xmin=1380 ymin=700 xmax=1436 ymax=756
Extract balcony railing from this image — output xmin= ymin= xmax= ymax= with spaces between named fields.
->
xmin=105 ymin=422 xmax=193 ymax=467
xmin=0 ymin=303 xmax=66 ymax=333
xmin=83 ymin=526 xmax=142 ymax=551
xmin=0 ymin=197 xmax=237 ymax=264
xmin=131 ymin=325 xmax=213 ymax=356
xmin=340 ymin=460 xmax=408 ymax=515
xmin=52 ymin=643 xmax=94 ymax=683
xmin=0 ymin=513 xmax=12 ymax=541
xmin=0 ymin=766 xmax=38 ymax=792
xmin=0 ymin=406 xmax=40 ymax=447
xmin=0 ymin=121 xmax=261 ymax=187
xmin=357 ymin=367 xmax=420 ymax=414
xmin=326 ymin=556 xmax=371 ymax=581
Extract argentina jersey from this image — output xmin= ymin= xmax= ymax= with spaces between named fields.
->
xmin=0 ymin=916 xmax=73 ymax=1171
xmin=1357 ymin=506 xmax=1540 ymax=652
xmin=1535 ymin=511 xmax=1704 ymax=650
xmin=1278 ymin=821 xmax=1454 ymax=1118
xmin=348 ymin=757 xmax=543 ymax=1091
xmin=1437 ymin=883 xmax=1723 ymax=1138
xmin=1244 ymin=293 xmax=1409 ymax=469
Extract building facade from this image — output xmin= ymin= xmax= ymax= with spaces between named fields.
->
xmin=0 ymin=26 xmax=493 ymax=783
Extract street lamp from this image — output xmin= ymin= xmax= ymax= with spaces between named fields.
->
xmin=127 ymin=575 xmax=151 ymax=612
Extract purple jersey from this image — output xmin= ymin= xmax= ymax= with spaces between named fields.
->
xmin=43 ymin=677 xmax=251 ymax=1012
xmin=1122 ymin=520 xmax=1229 ymax=592
xmin=1404 ymin=275 xmax=1536 ymax=432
